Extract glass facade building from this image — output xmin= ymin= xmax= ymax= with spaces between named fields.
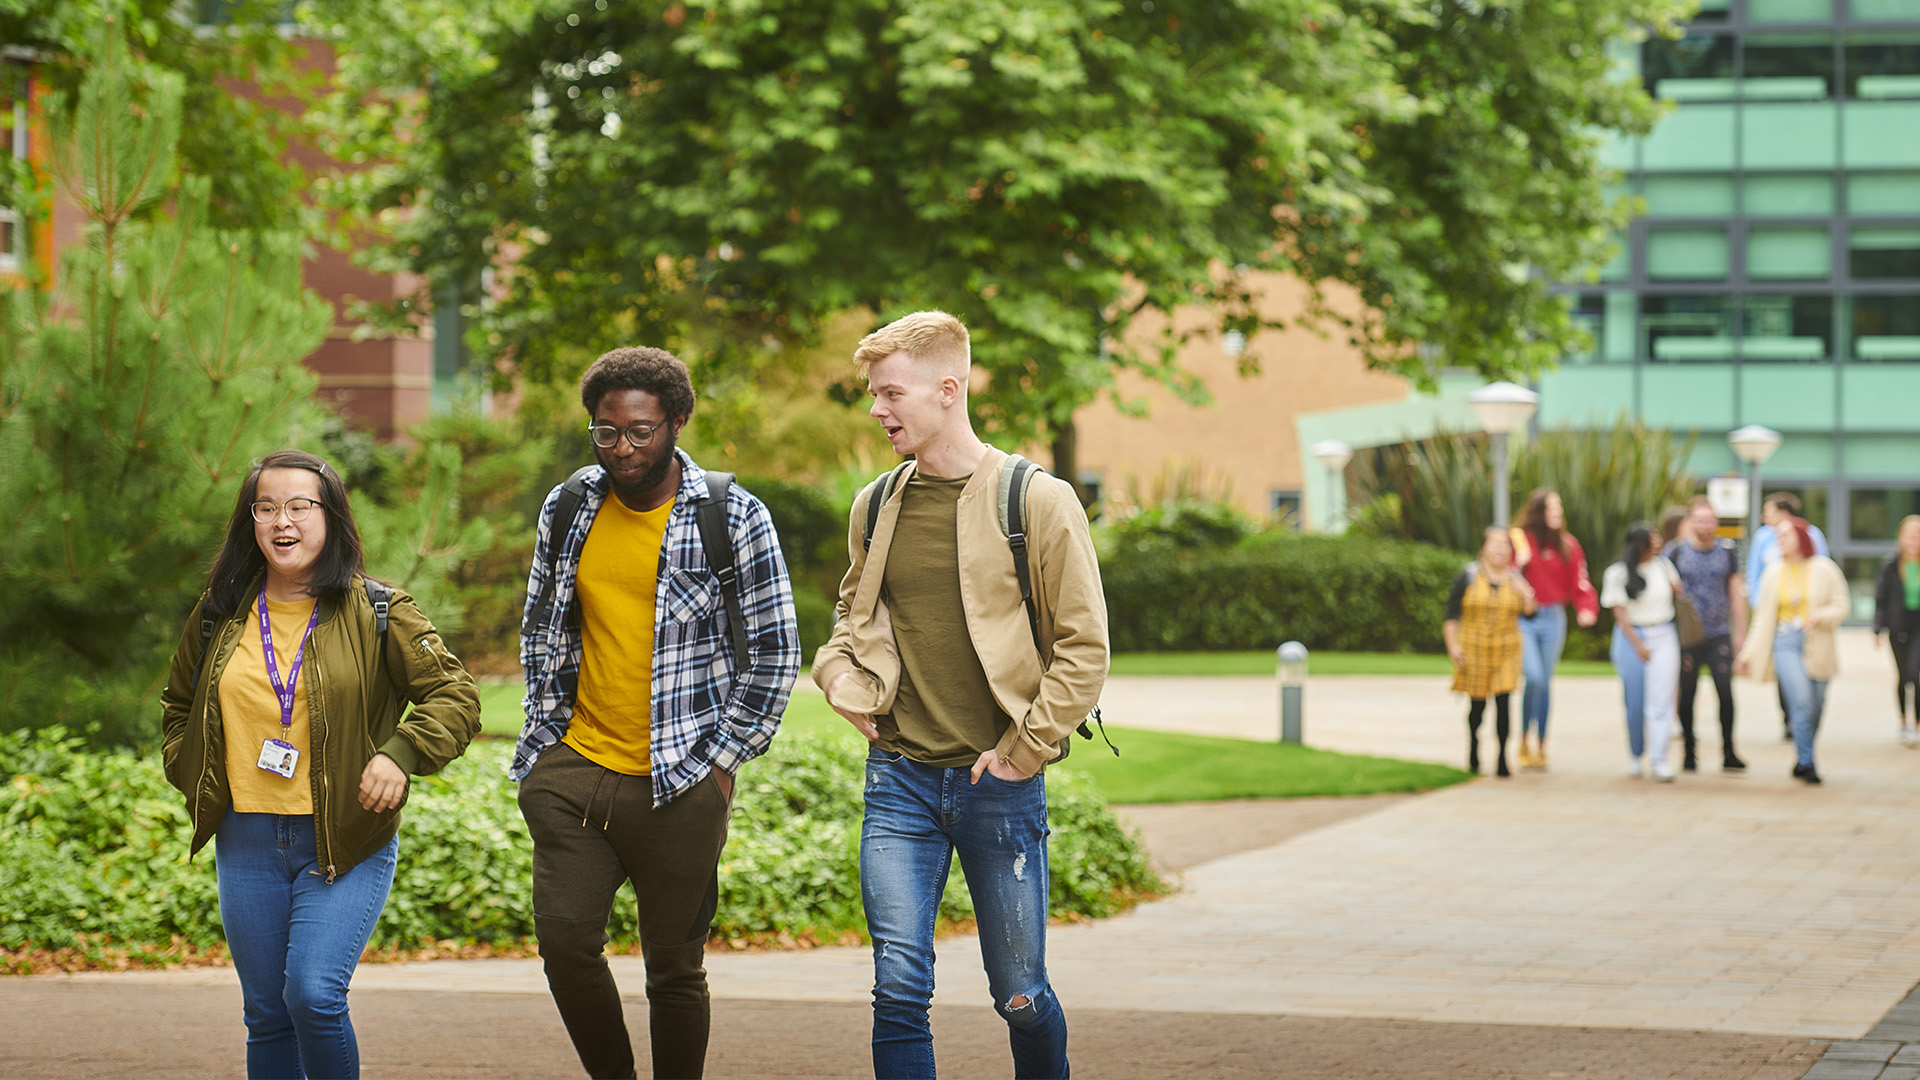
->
xmin=1542 ymin=0 xmax=1920 ymax=614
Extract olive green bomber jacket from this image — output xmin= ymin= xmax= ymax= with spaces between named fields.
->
xmin=160 ymin=575 xmax=481 ymax=880
xmin=811 ymin=447 xmax=1110 ymax=776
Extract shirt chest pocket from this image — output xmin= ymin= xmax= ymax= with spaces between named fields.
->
xmin=664 ymin=567 xmax=719 ymax=624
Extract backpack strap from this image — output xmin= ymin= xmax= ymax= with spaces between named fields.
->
xmin=536 ymin=465 xmax=599 ymax=632
xmin=997 ymin=455 xmax=1114 ymax=755
xmin=860 ymin=461 xmax=914 ymax=552
xmin=695 ymin=471 xmax=751 ymax=664
xmin=186 ymin=602 xmax=218 ymax=693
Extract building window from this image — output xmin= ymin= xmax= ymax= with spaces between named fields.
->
xmin=1269 ymin=490 xmax=1302 ymax=529
xmin=1845 ymin=31 xmax=1920 ymax=100
xmin=0 ymin=61 xmax=27 ymax=275
xmin=1743 ymin=33 xmax=1836 ymax=101
xmin=1645 ymin=175 xmax=1736 ymax=216
xmin=1747 ymin=225 xmax=1832 ymax=280
xmin=1853 ymin=0 xmax=1920 ymax=22
xmin=1644 ymin=33 xmax=1737 ymax=101
xmin=1743 ymin=293 xmax=1834 ymax=360
xmin=1747 ymin=174 xmax=1836 ymax=216
xmin=1566 ymin=292 xmax=1636 ymax=363
xmin=1852 ymin=294 xmax=1920 ymax=361
xmin=1850 ymin=489 xmax=1920 ymax=542
xmin=1850 ymin=225 xmax=1920 ymax=278
xmin=1648 ymin=226 xmax=1731 ymax=280
xmin=1644 ymin=294 xmax=1735 ymax=361
xmin=1748 ymin=0 xmax=1831 ymax=21
xmin=1848 ymin=172 xmax=1920 ymax=214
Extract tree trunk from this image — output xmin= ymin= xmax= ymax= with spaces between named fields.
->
xmin=1050 ymin=417 xmax=1090 ymax=507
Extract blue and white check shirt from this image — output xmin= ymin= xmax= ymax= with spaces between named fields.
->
xmin=513 ymin=450 xmax=801 ymax=806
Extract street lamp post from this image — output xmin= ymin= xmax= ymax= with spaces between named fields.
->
xmin=1310 ymin=439 xmax=1354 ymax=533
xmin=1466 ymin=382 xmax=1540 ymax=529
xmin=1727 ymin=425 xmax=1783 ymax=543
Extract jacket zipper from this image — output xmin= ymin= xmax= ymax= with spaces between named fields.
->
xmin=313 ymin=630 xmax=337 ymax=884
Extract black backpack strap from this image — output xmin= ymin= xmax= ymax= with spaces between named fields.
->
xmin=537 ymin=466 xmax=598 ymax=631
xmin=186 ymin=603 xmax=218 ymax=693
xmin=696 ymin=471 xmax=751 ymax=664
xmin=364 ymin=578 xmax=392 ymax=640
xmin=860 ymin=462 xmax=912 ymax=552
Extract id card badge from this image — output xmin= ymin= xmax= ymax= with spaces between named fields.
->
xmin=257 ymin=738 xmax=299 ymax=779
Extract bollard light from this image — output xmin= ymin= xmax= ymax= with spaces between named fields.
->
xmin=1277 ymin=641 xmax=1308 ymax=744
xmin=1726 ymin=425 xmax=1782 ymax=544
xmin=1467 ymin=381 xmax=1539 ymax=529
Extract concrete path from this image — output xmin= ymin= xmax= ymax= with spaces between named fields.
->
xmin=9 ymin=629 xmax=1916 ymax=1078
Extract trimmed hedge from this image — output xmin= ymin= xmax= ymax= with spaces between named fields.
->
xmin=1103 ymin=534 xmax=1467 ymax=653
xmin=1 ymin=727 xmax=1160 ymax=960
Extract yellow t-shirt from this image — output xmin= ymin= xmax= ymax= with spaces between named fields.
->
xmin=564 ymin=493 xmax=673 ymax=775
xmin=220 ymin=595 xmax=318 ymax=815
xmin=1777 ymin=562 xmax=1812 ymax=625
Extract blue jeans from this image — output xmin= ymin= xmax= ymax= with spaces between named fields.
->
xmin=216 ymin=811 xmax=397 ymax=1079
xmin=1519 ymin=605 xmax=1568 ymax=740
xmin=1611 ymin=625 xmax=1648 ymax=756
xmin=1774 ymin=625 xmax=1829 ymax=768
xmin=861 ymin=749 xmax=1068 ymax=1080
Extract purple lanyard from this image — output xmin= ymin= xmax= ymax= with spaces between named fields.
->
xmin=259 ymin=588 xmax=321 ymax=732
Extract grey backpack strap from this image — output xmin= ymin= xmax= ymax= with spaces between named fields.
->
xmin=695 ymin=471 xmax=751 ymax=664
xmin=861 ymin=462 xmax=913 ymax=552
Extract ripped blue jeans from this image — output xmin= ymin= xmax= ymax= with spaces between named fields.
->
xmin=861 ymin=747 xmax=1067 ymax=1079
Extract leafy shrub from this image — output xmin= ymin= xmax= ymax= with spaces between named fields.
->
xmin=1 ymin=727 xmax=1160 ymax=961
xmin=1095 ymin=500 xmax=1256 ymax=562
xmin=1102 ymin=533 xmax=1466 ymax=653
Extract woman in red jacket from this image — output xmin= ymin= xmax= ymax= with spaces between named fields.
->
xmin=1511 ymin=489 xmax=1601 ymax=770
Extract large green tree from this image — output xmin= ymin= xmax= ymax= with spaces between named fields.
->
xmin=319 ymin=0 xmax=1684 ymax=482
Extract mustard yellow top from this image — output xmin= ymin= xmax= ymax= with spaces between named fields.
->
xmin=564 ymin=494 xmax=673 ymax=775
xmin=1777 ymin=561 xmax=1812 ymax=625
xmin=220 ymin=595 xmax=317 ymax=814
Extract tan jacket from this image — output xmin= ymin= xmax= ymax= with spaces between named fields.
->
xmin=811 ymin=447 xmax=1109 ymax=775
xmin=1736 ymin=556 xmax=1851 ymax=683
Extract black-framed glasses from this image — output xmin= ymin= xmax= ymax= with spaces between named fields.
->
xmin=587 ymin=422 xmax=665 ymax=449
xmin=251 ymin=498 xmax=323 ymax=524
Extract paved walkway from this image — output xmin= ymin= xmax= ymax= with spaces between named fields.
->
xmin=9 ymin=628 xmax=1918 ymax=1077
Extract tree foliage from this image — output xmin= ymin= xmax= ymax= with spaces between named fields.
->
xmin=316 ymin=0 xmax=1684 ymax=477
xmin=0 ymin=25 xmax=332 ymax=743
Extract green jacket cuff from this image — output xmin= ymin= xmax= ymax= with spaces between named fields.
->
xmin=378 ymin=733 xmax=422 ymax=776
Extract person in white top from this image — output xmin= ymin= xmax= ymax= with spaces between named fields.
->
xmin=1601 ymin=523 xmax=1684 ymax=781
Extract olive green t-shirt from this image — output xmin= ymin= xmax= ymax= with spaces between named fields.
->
xmin=878 ymin=470 xmax=1014 ymax=766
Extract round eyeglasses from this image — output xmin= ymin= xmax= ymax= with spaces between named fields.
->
xmin=587 ymin=422 xmax=665 ymax=449
xmin=251 ymin=498 xmax=323 ymax=524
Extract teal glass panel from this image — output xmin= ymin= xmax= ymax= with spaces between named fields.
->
xmin=1845 ymin=32 xmax=1920 ymax=100
xmin=1642 ymin=366 xmax=1736 ymax=430
xmin=1851 ymin=295 xmax=1920 ymax=360
xmin=1740 ymin=369 xmax=1837 ymax=429
xmin=1852 ymin=0 xmax=1920 ymax=19
xmin=1742 ymin=103 xmax=1838 ymax=169
xmin=1744 ymin=34 xmax=1836 ymax=100
xmin=1847 ymin=173 xmax=1920 ymax=213
xmin=1844 ymin=103 xmax=1920 ymax=168
xmin=1743 ymin=294 xmax=1834 ymax=359
xmin=1534 ymin=367 xmax=1634 ymax=428
xmin=1643 ymin=105 xmax=1736 ymax=170
xmin=1566 ymin=294 xmax=1604 ymax=363
xmin=1645 ymin=175 xmax=1735 ymax=215
xmin=1643 ymin=294 xmax=1735 ymax=359
xmin=1842 ymin=368 xmax=1920 ymax=429
xmin=1597 ymin=229 xmax=1629 ymax=282
xmin=1748 ymin=0 xmax=1830 ymax=18
xmin=1850 ymin=226 xmax=1920 ymax=278
xmin=1647 ymin=227 xmax=1730 ymax=279
xmin=1746 ymin=174 xmax=1836 ymax=215
xmin=1748 ymin=226 xmax=1832 ymax=279
xmin=1606 ymin=292 xmax=1637 ymax=361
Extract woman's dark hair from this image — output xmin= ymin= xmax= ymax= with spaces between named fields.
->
xmin=579 ymin=346 xmax=696 ymax=420
xmin=1519 ymin=488 xmax=1564 ymax=557
xmin=1622 ymin=523 xmax=1655 ymax=600
xmin=204 ymin=450 xmax=366 ymax=617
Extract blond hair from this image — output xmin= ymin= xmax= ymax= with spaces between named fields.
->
xmin=853 ymin=311 xmax=970 ymax=382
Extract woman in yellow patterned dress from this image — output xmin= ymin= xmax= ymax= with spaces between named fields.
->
xmin=1444 ymin=527 xmax=1539 ymax=776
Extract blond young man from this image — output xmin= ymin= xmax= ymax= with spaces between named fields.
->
xmin=813 ymin=311 xmax=1108 ymax=1080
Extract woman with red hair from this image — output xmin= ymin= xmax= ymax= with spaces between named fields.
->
xmin=1737 ymin=516 xmax=1850 ymax=784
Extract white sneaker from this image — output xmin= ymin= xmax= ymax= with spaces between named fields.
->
xmin=1902 ymin=728 xmax=1918 ymax=748
xmin=1651 ymin=761 xmax=1676 ymax=782
xmin=1627 ymin=756 xmax=1644 ymax=778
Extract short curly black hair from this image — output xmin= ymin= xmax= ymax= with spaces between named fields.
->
xmin=579 ymin=346 xmax=697 ymax=420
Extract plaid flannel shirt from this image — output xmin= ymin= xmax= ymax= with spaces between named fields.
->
xmin=512 ymin=451 xmax=800 ymax=806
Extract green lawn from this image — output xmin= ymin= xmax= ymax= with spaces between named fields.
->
xmin=1108 ymin=650 xmax=1615 ymax=678
xmin=474 ymin=687 xmax=1468 ymax=805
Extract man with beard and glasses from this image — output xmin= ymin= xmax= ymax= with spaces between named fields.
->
xmin=513 ymin=346 xmax=800 ymax=1079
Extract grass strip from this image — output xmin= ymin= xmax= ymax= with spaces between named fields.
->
xmin=1108 ymin=650 xmax=1615 ymax=678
